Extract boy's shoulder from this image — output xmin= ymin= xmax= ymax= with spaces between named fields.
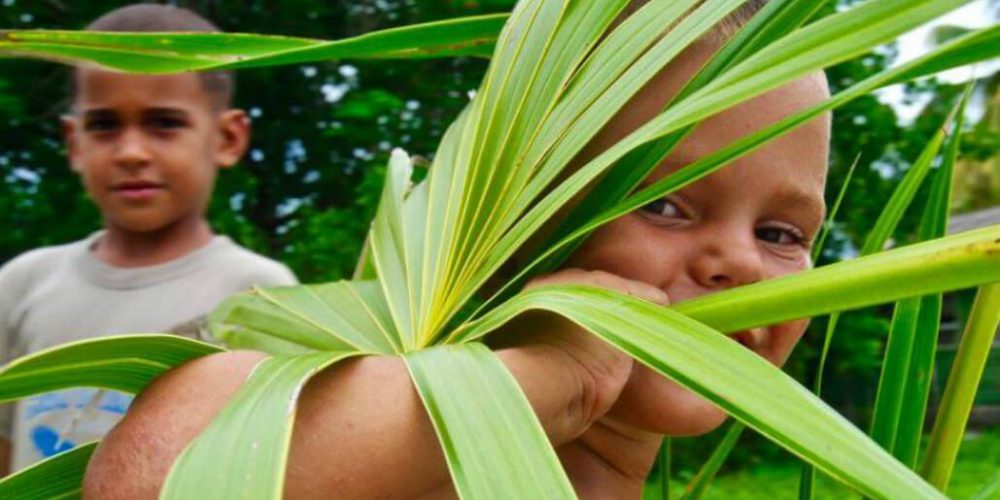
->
xmin=0 ymin=239 xmax=86 ymax=290
xmin=211 ymin=237 xmax=298 ymax=288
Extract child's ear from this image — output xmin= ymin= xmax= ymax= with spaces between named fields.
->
xmin=61 ymin=114 xmax=83 ymax=174
xmin=214 ymin=109 xmax=250 ymax=169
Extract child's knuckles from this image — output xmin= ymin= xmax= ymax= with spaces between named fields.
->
xmin=566 ymin=347 xmax=632 ymax=432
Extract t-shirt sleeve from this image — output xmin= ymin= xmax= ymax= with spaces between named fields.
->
xmin=266 ymin=263 xmax=298 ymax=286
xmin=241 ymin=259 xmax=299 ymax=289
xmin=0 ymin=254 xmax=33 ymax=441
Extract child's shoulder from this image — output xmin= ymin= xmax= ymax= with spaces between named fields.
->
xmin=211 ymin=237 xmax=298 ymax=287
xmin=0 ymin=239 xmax=87 ymax=288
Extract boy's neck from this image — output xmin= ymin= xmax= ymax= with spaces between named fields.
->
xmin=93 ymin=217 xmax=216 ymax=268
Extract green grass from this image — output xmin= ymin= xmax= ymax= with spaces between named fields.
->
xmin=670 ymin=429 xmax=1000 ymax=499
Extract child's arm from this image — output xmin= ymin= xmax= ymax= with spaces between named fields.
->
xmin=83 ymin=271 xmax=668 ymax=499
xmin=83 ymin=335 xmax=630 ymax=497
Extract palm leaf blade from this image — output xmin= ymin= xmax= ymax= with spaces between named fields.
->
xmin=462 ymin=286 xmax=943 ymax=498
xmin=404 ymin=343 xmax=575 ymax=500
xmin=0 ymin=14 xmax=507 ymax=72
xmin=210 ymin=281 xmax=397 ymax=355
xmin=0 ymin=335 xmax=221 ymax=403
xmin=0 ymin=441 xmax=97 ymax=500
xmin=672 ymin=226 xmax=1000 ymax=334
xmin=161 ymin=352 xmax=355 ymax=500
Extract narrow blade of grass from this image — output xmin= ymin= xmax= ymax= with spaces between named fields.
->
xmin=969 ymin=470 xmax=1000 ymax=500
xmin=921 ymin=283 xmax=1000 ymax=490
xmin=862 ymin=99 xmax=966 ymax=462
xmin=891 ymin=86 xmax=970 ymax=467
xmin=812 ymin=154 xmax=860 ymax=263
xmin=680 ymin=422 xmax=746 ymax=500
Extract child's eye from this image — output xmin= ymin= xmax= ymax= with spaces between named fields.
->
xmin=756 ymin=225 xmax=805 ymax=246
xmin=639 ymin=197 xmax=685 ymax=219
xmin=84 ymin=118 xmax=119 ymax=132
xmin=148 ymin=117 xmax=186 ymax=129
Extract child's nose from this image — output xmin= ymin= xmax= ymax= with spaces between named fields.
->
xmin=689 ymin=233 xmax=764 ymax=290
xmin=113 ymin=128 xmax=153 ymax=168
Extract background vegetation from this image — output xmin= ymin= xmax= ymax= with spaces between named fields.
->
xmin=1 ymin=0 xmax=997 ymax=490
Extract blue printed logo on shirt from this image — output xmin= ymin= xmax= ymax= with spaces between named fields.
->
xmin=31 ymin=425 xmax=75 ymax=457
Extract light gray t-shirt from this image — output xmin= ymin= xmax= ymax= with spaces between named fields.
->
xmin=0 ymin=232 xmax=297 ymax=471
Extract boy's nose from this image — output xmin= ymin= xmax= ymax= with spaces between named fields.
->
xmin=689 ymin=231 xmax=764 ymax=290
xmin=113 ymin=128 xmax=153 ymax=168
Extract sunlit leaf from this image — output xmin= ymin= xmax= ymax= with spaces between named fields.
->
xmin=460 ymin=285 xmax=945 ymax=499
xmin=162 ymin=352 xmax=356 ymax=500
xmin=0 ymin=14 xmax=507 ymax=72
xmin=0 ymin=335 xmax=220 ymax=403
xmin=0 ymin=442 xmax=97 ymax=500
xmin=404 ymin=343 xmax=574 ymax=499
xmin=921 ymin=283 xmax=1000 ymax=490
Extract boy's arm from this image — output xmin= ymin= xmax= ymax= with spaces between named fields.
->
xmin=83 ymin=336 xmax=632 ymax=498
xmin=84 ymin=270 xmax=668 ymax=499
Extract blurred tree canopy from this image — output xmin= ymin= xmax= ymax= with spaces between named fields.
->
xmin=1 ymin=0 xmax=996 ymax=455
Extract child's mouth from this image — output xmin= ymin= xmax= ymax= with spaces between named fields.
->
xmin=113 ymin=181 xmax=165 ymax=201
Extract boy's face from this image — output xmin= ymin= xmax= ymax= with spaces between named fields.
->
xmin=64 ymin=69 xmax=248 ymax=233
xmin=567 ymin=42 xmax=830 ymax=435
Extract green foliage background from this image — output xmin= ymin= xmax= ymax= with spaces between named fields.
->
xmin=0 ymin=0 xmax=996 ymax=477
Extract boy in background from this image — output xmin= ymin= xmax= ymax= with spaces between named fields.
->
xmin=0 ymin=4 xmax=297 ymax=473
xmin=86 ymin=1 xmax=833 ymax=498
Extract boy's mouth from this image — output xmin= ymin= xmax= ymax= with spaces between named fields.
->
xmin=112 ymin=180 xmax=165 ymax=201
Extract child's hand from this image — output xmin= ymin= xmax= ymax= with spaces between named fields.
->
xmin=488 ymin=269 xmax=678 ymax=496
xmin=521 ymin=268 xmax=727 ymax=435
xmin=500 ymin=268 xmax=734 ymax=495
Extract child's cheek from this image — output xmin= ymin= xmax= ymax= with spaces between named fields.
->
xmin=764 ymin=317 xmax=810 ymax=366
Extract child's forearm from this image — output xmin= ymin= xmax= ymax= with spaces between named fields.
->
xmin=82 ymin=341 xmax=628 ymax=499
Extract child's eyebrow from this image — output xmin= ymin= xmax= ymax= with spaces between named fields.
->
xmin=772 ymin=189 xmax=826 ymax=228
xmin=142 ymin=107 xmax=191 ymax=116
xmin=81 ymin=109 xmax=117 ymax=119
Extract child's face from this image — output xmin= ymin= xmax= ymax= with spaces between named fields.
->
xmin=567 ymin=42 xmax=831 ymax=435
xmin=64 ymin=69 xmax=248 ymax=234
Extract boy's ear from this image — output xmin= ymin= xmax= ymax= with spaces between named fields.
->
xmin=214 ymin=109 xmax=250 ymax=169
xmin=61 ymin=114 xmax=83 ymax=174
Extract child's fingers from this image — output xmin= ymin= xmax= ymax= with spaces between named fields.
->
xmin=527 ymin=269 xmax=670 ymax=306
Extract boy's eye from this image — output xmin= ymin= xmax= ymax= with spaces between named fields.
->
xmin=756 ymin=225 xmax=805 ymax=246
xmin=639 ymin=198 xmax=684 ymax=219
xmin=84 ymin=118 xmax=119 ymax=132
xmin=148 ymin=117 xmax=186 ymax=129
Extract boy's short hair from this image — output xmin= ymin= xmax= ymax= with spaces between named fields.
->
xmin=71 ymin=4 xmax=234 ymax=109
xmin=626 ymin=0 xmax=768 ymax=41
